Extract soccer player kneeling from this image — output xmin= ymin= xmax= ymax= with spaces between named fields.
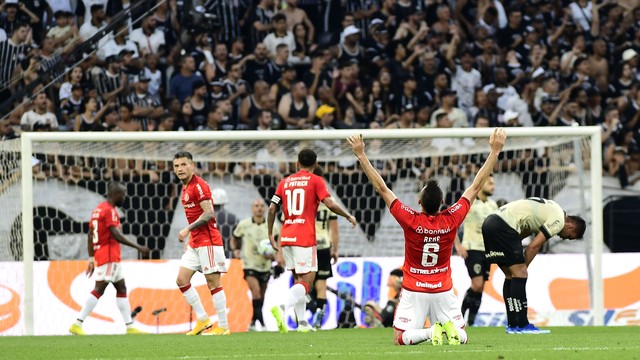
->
xmin=347 ymin=128 xmax=506 ymax=345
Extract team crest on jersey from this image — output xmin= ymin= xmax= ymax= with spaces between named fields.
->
xmin=184 ymin=193 xmax=190 ymax=202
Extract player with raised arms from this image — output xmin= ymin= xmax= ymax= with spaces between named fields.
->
xmin=69 ymin=182 xmax=150 ymax=335
xmin=268 ymin=149 xmax=357 ymax=333
xmin=347 ymin=128 xmax=506 ymax=346
xmin=173 ymin=151 xmax=230 ymax=336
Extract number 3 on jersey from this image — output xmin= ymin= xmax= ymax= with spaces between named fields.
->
xmin=421 ymin=243 xmax=439 ymax=267
xmin=91 ymin=219 xmax=99 ymax=244
xmin=285 ymin=188 xmax=305 ymax=216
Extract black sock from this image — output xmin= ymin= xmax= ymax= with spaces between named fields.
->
xmin=467 ymin=289 xmax=483 ymax=326
xmin=511 ymin=277 xmax=529 ymax=328
xmin=316 ymin=298 xmax=327 ymax=312
xmin=252 ymin=299 xmax=264 ymax=325
xmin=503 ymin=279 xmax=517 ymax=328
xmin=461 ymin=288 xmax=473 ymax=318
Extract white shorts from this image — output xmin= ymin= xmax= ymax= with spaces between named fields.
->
xmin=393 ymin=289 xmax=465 ymax=331
xmin=180 ymin=245 xmax=228 ymax=274
xmin=94 ymin=262 xmax=124 ymax=283
xmin=282 ymin=245 xmax=317 ymax=274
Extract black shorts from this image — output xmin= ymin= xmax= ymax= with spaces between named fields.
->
xmin=316 ymin=248 xmax=333 ymax=280
xmin=482 ymin=214 xmax=525 ymax=265
xmin=244 ymin=269 xmax=271 ymax=284
xmin=465 ymin=250 xmax=490 ymax=280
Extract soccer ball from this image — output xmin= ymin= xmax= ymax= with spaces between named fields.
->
xmin=258 ymin=239 xmax=276 ymax=257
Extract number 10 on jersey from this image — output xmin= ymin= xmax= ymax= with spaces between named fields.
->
xmin=285 ymin=189 xmax=305 ymax=216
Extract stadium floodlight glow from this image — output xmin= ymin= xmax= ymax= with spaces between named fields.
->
xmin=13 ymin=127 xmax=603 ymax=334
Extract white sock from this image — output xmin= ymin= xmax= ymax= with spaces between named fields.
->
xmin=284 ymin=283 xmax=306 ymax=311
xmin=181 ymin=286 xmax=208 ymax=322
xmin=76 ymin=292 xmax=100 ymax=325
xmin=401 ymin=328 xmax=433 ymax=345
xmin=116 ymin=296 xmax=133 ymax=327
xmin=457 ymin=327 xmax=468 ymax=344
xmin=212 ymin=288 xmax=228 ymax=329
xmin=294 ymin=297 xmax=307 ymax=325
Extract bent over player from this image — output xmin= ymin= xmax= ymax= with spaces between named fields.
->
xmin=70 ymin=182 xmax=150 ymax=335
xmin=174 ymin=151 xmax=230 ymax=336
xmin=482 ymin=197 xmax=586 ymax=334
xmin=268 ymin=149 xmax=357 ymax=333
xmin=347 ymin=128 xmax=506 ymax=346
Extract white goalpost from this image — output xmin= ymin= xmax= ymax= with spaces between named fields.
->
xmin=15 ymin=127 xmax=602 ymax=334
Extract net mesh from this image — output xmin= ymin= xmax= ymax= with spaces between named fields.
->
xmin=1 ymin=132 xmax=591 ymax=261
xmin=0 ymin=139 xmax=21 ymax=262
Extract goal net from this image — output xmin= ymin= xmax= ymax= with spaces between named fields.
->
xmin=1 ymin=127 xmax=603 ymax=334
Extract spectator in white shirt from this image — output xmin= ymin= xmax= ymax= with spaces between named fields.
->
xmin=79 ymin=4 xmax=111 ymax=48
xmin=129 ymin=14 xmax=165 ymax=56
xmin=262 ymin=13 xmax=295 ymax=59
xmin=21 ymin=93 xmax=59 ymax=131
xmin=98 ymin=24 xmax=139 ymax=61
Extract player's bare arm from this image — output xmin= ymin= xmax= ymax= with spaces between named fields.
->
xmin=454 ymin=234 xmax=468 ymax=259
xmin=329 ymin=218 xmax=339 ymax=264
xmin=524 ymin=232 xmax=548 ymax=266
xmin=461 ymin=128 xmax=506 ymax=204
xmin=267 ymin=202 xmax=280 ymax=251
xmin=322 ymin=197 xmax=357 ymax=228
xmin=86 ymin=231 xmax=95 ymax=277
xmin=109 ymin=226 xmax=150 ymax=257
xmin=231 ymin=235 xmax=242 ymax=259
xmin=347 ymin=134 xmax=398 ymax=207
xmin=179 ymin=199 xmax=214 ymax=241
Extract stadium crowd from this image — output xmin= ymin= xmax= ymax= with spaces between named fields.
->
xmin=0 ymin=0 xmax=639 ymax=189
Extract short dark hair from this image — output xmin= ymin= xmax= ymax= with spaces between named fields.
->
xmin=298 ymin=148 xmax=317 ymax=168
xmin=119 ymin=102 xmax=133 ymax=112
xmin=435 ymin=112 xmax=448 ymax=122
xmin=604 ymin=105 xmax=618 ymax=117
xmin=174 ymin=151 xmax=194 ymax=161
xmin=13 ymin=22 xmax=29 ymax=33
xmin=568 ymin=215 xmax=587 ymax=239
xmin=272 ymin=13 xmax=287 ymax=23
xmin=420 ymin=179 xmax=443 ymax=215
xmin=90 ymin=4 xmax=104 ymax=14
xmin=485 ymin=6 xmax=498 ymax=17
xmin=107 ymin=182 xmax=126 ymax=196
xmin=573 ymin=56 xmax=588 ymax=70
xmin=159 ymin=113 xmax=174 ymax=122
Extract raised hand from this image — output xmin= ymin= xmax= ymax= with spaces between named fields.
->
xmin=347 ymin=134 xmax=366 ymax=157
xmin=489 ymin=128 xmax=507 ymax=153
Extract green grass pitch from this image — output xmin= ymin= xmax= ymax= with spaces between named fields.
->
xmin=3 ymin=327 xmax=640 ymax=360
